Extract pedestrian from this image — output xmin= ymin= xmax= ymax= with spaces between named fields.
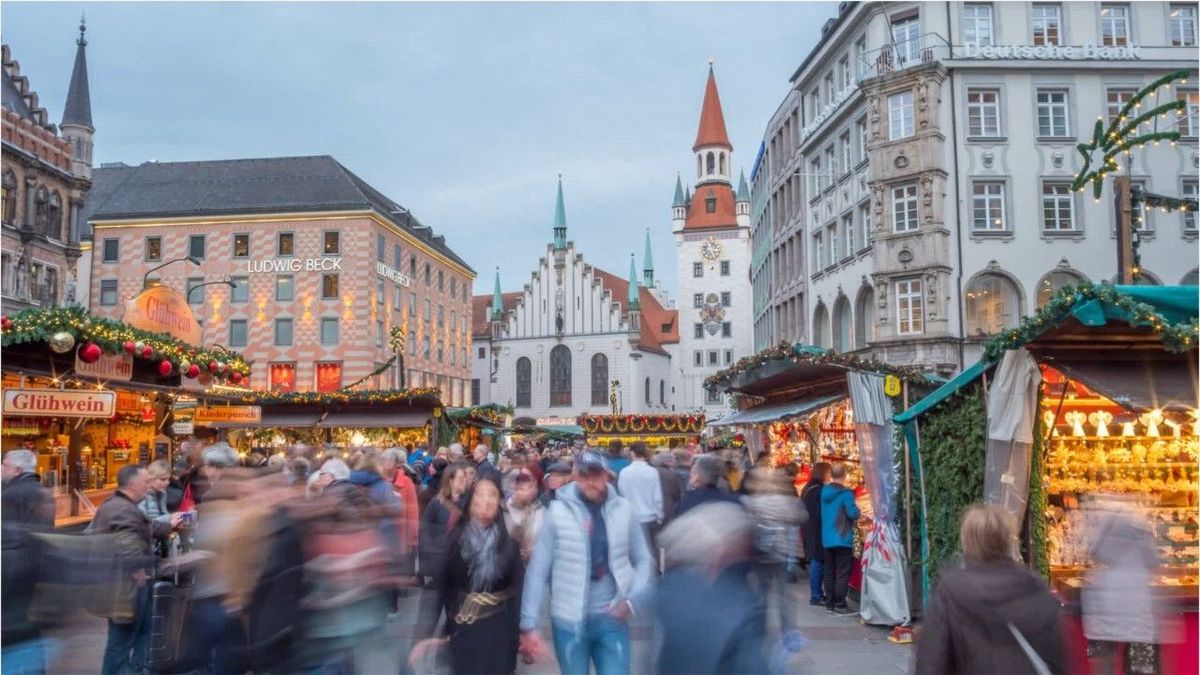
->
xmin=616 ymin=442 xmax=664 ymax=550
xmin=420 ymin=463 xmax=468 ymax=586
xmin=743 ymin=462 xmax=807 ymax=647
xmin=91 ymin=464 xmax=182 ymax=675
xmin=504 ymin=468 xmax=545 ymax=563
xmin=350 ymin=453 xmax=406 ymax=581
xmin=651 ymin=449 xmax=684 ymax=528
xmin=538 ymin=460 xmax=573 ymax=508
xmin=382 ymin=447 xmax=421 ymax=576
xmin=604 ymin=440 xmax=631 ymax=477
xmin=819 ymin=463 xmax=859 ymax=615
xmin=2 ymin=449 xmax=56 ymax=673
xmin=674 ymin=453 xmax=740 ymax=518
xmin=410 ymin=475 xmax=524 ymax=674
xmin=138 ymin=459 xmax=174 ymax=558
xmin=448 ymin=443 xmax=466 ymax=464
xmin=655 ymin=501 xmax=769 ymax=675
xmin=518 ymin=450 xmax=655 ymax=675
xmin=420 ymin=457 xmax=449 ymax=512
xmin=473 ymin=444 xmax=502 ymax=485
xmin=800 ymin=462 xmax=831 ymax=606
xmin=914 ymin=504 xmax=1065 ymax=674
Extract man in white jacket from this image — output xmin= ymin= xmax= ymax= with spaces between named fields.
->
xmin=616 ymin=442 xmax=664 ymax=549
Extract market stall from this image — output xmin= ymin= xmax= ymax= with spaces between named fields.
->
xmin=0 ymin=306 xmax=250 ymax=525
xmin=894 ymin=283 xmax=1198 ymax=672
xmin=577 ymin=413 xmax=705 ymax=449
xmin=437 ymin=404 xmax=509 ymax=451
xmin=705 ymin=342 xmax=937 ymax=628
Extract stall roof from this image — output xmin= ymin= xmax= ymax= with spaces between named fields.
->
xmin=709 ymin=393 xmax=845 ymax=427
xmin=707 ymin=342 xmax=936 ymax=399
xmin=319 ymin=410 xmax=431 ymax=429
xmin=894 ymin=360 xmax=992 ymax=424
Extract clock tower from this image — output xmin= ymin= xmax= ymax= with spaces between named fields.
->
xmin=673 ymin=63 xmax=752 ymax=420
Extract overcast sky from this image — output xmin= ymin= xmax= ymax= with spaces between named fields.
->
xmin=3 ymin=1 xmax=833 ymax=298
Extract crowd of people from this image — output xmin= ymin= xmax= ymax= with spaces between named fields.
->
xmin=1 ymin=437 xmax=1090 ymax=675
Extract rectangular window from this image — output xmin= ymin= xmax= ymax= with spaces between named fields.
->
xmin=424 ymin=263 xmax=431 ymax=285
xmin=705 ymin=389 xmax=723 ymax=405
xmin=1100 ymin=4 xmax=1130 ymax=46
xmin=860 ymin=203 xmax=872 ymax=251
xmin=1106 ymin=88 xmax=1136 ymax=125
xmin=856 ymin=117 xmax=869 ymax=162
xmin=230 ymin=276 xmax=249 ymax=303
xmin=144 ymin=237 xmax=161 ymax=262
xmin=437 ymin=304 xmax=445 ymax=327
xmin=971 ymin=181 xmax=1006 ymax=231
xmin=269 ymin=363 xmax=296 ymax=393
xmin=693 ymin=350 xmax=703 ymax=366
xmin=721 ymin=322 xmax=732 ymax=338
xmin=720 ymin=260 xmax=731 ymax=276
xmin=855 ymin=35 xmax=869 ymax=79
xmin=186 ymin=277 xmax=204 ymax=306
xmin=721 ymin=291 xmax=731 ymax=307
xmin=825 ymin=145 xmax=836 ymax=184
xmin=437 ymin=270 xmax=444 ymax=291
xmin=1171 ymin=4 xmax=1198 ymax=46
xmin=838 ymin=55 xmax=850 ymax=90
xmin=1179 ymin=90 xmax=1199 ymax=138
xmin=321 ymin=274 xmax=338 ymax=299
xmin=188 ymin=235 xmax=205 ymax=260
xmin=1041 ymin=182 xmax=1076 ymax=231
xmin=693 ymin=293 xmax=703 ymax=308
xmin=394 ymin=285 xmax=403 ymax=311
xmin=1036 ymin=89 xmax=1070 ymax=137
xmin=393 ymin=244 xmax=403 ymax=269
xmin=809 ymin=157 xmax=821 ymax=195
xmin=724 ymin=349 xmax=733 ymax=365
xmin=102 ymin=238 xmax=119 ymax=263
xmin=888 ymin=91 xmax=915 ymax=140
xmin=892 ymin=184 xmax=919 ymax=233
xmin=1183 ymin=179 xmax=1198 ymax=232
xmin=694 ymin=323 xmax=704 ymax=339
xmin=275 ymin=274 xmax=294 ymax=302
xmin=840 ymin=132 xmax=851 ymax=175
xmin=274 ymin=318 xmax=294 ymax=346
xmin=323 ymin=231 xmax=340 ymax=255
xmin=967 ymin=89 xmax=1002 ymax=137
xmin=693 ymin=262 xmax=703 ymax=278
xmin=707 ymin=350 xmax=719 ymax=366
xmin=409 ymin=292 xmax=417 ymax=317
xmin=277 ymin=232 xmax=294 ymax=256
xmin=962 ymin=4 xmax=994 ymax=47
xmin=376 ymin=320 xmax=385 ymax=347
xmin=229 ymin=319 xmax=248 ymax=347
xmin=471 ymin=379 xmax=481 ymax=406
xmin=812 ymin=231 xmax=824 ymax=270
xmin=843 ymin=214 xmax=855 ymax=257
xmin=824 ymin=73 xmax=834 ymax=106
xmin=377 ymin=279 xmax=385 ymax=307
xmin=377 ymin=234 xmax=386 ymax=261
xmin=827 ymin=223 xmax=838 ymax=265
xmin=99 ymin=279 xmax=118 ymax=305
xmin=895 ymin=278 xmax=924 ymax=335
xmin=232 ymin=233 xmax=249 ymax=258
xmin=1130 ymin=179 xmax=1152 ymax=232
xmin=1032 ymin=4 xmax=1062 ymax=45
xmin=891 ymin=15 xmax=921 ymax=65
xmin=423 ymin=299 xmax=431 ymax=321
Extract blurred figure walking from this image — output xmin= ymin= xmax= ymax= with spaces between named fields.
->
xmin=420 ymin=464 xmax=468 ymax=587
xmin=616 ymin=443 xmax=664 ymax=550
xmin=743 ymin=462 xmax=807 ymax=647
xmin=2 ymin=450 xmax=56 ymax=673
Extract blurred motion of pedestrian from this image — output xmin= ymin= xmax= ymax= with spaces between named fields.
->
xmin=538 ymin=460 xmax=573 ymax=508
xmin=743 ymin=460 xmax=807 ymax=646
xmin=819 ymin=463 xmax=859 ymax=615
xmin=504 ymin=469 xmax=545 ymax=563
xmin=382 ymin=447 xmax=420 ymax=577
xmin=914 ymin=504 xmax=1065 ymax=675
xmin=2 ymin=449 xmax=57 ymax=672
xmin=651 ymin=449 xmax=684 ymax=530
xmin=675 ymin=453 xmax=740 ymax=518
xmin=421 ymin=463 xmax=468 ymax=586
xmin=474 ymin=444 xmax=502 ymax=486
xmin=616 ymin=442 xmax=664 ymax=551
xmin=655 ymin=501 xmax=769 ymax=675
xmin=800 ymin=462 xmax=831 ymax=605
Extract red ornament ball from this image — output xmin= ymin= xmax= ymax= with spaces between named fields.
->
xmin=185 ymin=364 xmax=201 ymax=379
xmin=79 ymin=342 xmax=103 ymax=364
xmin=0 ymin=316 xmax=11 ymax=330
xmin=141 ymin=346 xmax=154 ymax=359
xmin=208 ymin=361 xmax=220 ymax=373
xmin=157 ymin=360 xmax=174 ymax=377
xmin=229 ymin=371 xmax=243 ymax=385
xmin=123 ymin=341 xmax=137 ymax=354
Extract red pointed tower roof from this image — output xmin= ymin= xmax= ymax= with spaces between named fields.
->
xmin=692 ymin=66 xmax=732 ymax=152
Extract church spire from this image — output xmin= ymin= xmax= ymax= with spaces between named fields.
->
xmin=672 ymin=174 xmax=686 ymax=207
xmin=552 ymin=175 xmax=567 ymax=250
xmin=62 ymin=15 xmax=92 ymax=130
xmin=628 ymin=254 xmax=640 ymax=308
xmin=692 ymin=62 xmax=731 ymax=152
xmin=491 ymin=268 xmax=504 ymax=321
xmin=737 ymin=169 xmax=750 ymax=202
xmin=642 ymin=229 xmax=654 ymax=288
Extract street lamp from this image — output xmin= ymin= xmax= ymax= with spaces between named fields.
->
xmin=186 ymin=279 xmax=236 ymax=304
xmin=143 ymin=256 xmax=201 ymax=288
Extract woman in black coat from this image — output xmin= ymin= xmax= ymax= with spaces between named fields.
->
xmin=410 ymin=475 xmax=524 ymax=675
xmin=418 ymin=463 xmax=467 ymax=583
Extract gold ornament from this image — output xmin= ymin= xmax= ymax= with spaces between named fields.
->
xmin=49 ymin=331 xmax=76 ymax=354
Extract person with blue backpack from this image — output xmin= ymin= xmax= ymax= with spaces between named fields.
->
xmin=819 ymin=463 xmax=860 ymax=615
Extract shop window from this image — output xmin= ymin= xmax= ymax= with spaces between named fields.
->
xmin=323 ymin=231 xmax=340 ymax=255
xmin=269 ymin=362 xmax=296 ymax=392
xmin=316 ymin=362 xmax=342 ymax=393
xmin=1036 ymin=270 xmax=1087 ymax=307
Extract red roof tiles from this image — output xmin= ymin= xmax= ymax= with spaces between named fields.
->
xmin=693 ymin=68 xmax=732 ymax=152
xmin=683 ymin=183 xmax=738 ymax=231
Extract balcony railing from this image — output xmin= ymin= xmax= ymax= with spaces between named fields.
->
xmin=859 ymin=33 xmax=950 ymax=81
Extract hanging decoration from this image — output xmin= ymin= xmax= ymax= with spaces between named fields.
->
xmin=48 ymin=331 xmax=76 ymax=354
xmin=578 ymin=413 xmax=706 ymax=436
xmin=705 ymin=341 xmax=934 ymax=393
xmin=78 ymin=342 xmax=102 ymax=364
xmin=234 ymin=388 xmax=441 ymax=406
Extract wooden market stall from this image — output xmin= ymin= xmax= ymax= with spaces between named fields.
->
xmin=577 ymin=413 xmax=706 ymax=449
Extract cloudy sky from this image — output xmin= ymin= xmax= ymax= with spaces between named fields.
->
xmin=3 ymin=1 xmax=833 ymax=297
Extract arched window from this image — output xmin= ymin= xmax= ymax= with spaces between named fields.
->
xmin=812 ymin=303 xmax=830 ymax=348
xmin=1181 ymin=269 xmax=1199 ymax=286
xmin=706 ymin=152 xmax=715 ymax=175
xmin=832 ymin=296 xmax=852 ymax=352
xmin=46 ymin=192 xmax=61 ymax=239
xmin=1 ymin=170 xmax=16 ymax=225
xmin=1035 ymin=270 xmax=1087 ymax=308
xmin=590 ymin=353 xmax=608 ymax=406
xmin=719 ymin=152 xmax=726 ymax=175
xmin=644 ymin=377 xmax=651 ymax=404
xmin=515 ymin=357 xmax=532 ymax=408
xmin=696 ymin=155 xmax=703 ymax=179
xmin=549 ymin=345 xmax=572 ymax=407
xmin=854 ymin=286 xmax=875 ymax=349
xmin=659 ymin=380 xmax=665 ymax=405
xmin=965 ymin=272 xmax=1022 ymax=336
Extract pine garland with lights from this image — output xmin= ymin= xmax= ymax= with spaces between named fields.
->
xmin=447 ymin=404 xmax=511 ymax=427
xmin=578 ymin=413 xmax=706 ymax=436
xmin=983 ymin=281 xmax=1199 ymax=362
xmin=0 ymin=305 xmax=251 ymax=380
xmin=235 ymin=388 xmax=441 ymax=406
xmin=704 ymin=341 xmax=935 ymax=393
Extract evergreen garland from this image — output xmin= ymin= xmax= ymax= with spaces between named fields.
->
xmin=705 ymin=340 xmax=935 ymax=392
xmin=1028 ymin=393 xmax=1050 ymax=579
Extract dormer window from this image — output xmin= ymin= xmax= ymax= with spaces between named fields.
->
xmin=705 ymin=191 xmax=717 ymax=213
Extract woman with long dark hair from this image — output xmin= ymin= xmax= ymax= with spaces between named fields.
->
xmin=418 ymin=462 xmax=467 ymax=585
xmin=410 ymin=475 xmax=524 ymax=674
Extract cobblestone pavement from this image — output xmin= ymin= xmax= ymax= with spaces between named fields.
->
xmin=46 ymin=580 xmax=912 ymax=674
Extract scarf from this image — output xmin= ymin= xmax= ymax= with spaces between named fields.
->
xmin=460 ymin=520 xmax=503 ymax=592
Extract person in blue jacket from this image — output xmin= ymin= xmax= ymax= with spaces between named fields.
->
xmin=819 ymin=464 xmax=860 ymax=615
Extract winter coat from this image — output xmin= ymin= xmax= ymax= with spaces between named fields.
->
xmin=349 ymin=470 xmax=405 ymax=570
xmin=656 ymin=466 xmax=685 ymax=525
xmin=819 ymin=483 xmax=859 ymax=549
xmin=419 ymin=497 xmax=459 ymax=578
xmin=475 ymin=458 xmax=502 ymax=487
xmin=743 ymin=493 xmax=807 ymax=563
xmin=675 ymin=486 xmax=741 ymax=519
xmin=92 ymin=490 xmax=171 ymax=560
xmin=1082 ymin=509 xmax=1160 ymax=643
xmin=1 ymin=472 xmax=55 ymax=646
xmin=800 ymin=479 xmax=825 ymax=561
xmin=655 ymin=561 xmax=768 ymax=675
xmin=915 ymin=560 xmax=1066 ymax=675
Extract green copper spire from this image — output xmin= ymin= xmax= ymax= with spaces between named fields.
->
xmin=642 ymin=229 xmax=654 ymax=288
xmin=552 ymin=175 xmax=567 ymax=250
xmin=491 ymin=268 xmax=504 ymax=321
xmin=736 ymin=169 xmax=750 ymax=202
xmin=672 ymin=174 xmax=686 ymax=207
xmin=627 ymin=254 xmax=640 ymax=309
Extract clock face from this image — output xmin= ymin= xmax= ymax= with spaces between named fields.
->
xmin=700 ymin=237 xmax=723 ymax=260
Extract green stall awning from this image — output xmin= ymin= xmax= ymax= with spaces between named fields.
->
xmin=709 ymin=393 xmax=845 ymax=427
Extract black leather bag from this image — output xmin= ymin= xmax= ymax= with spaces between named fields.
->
xmin=144 ymin=576 xmax=195 ymax=673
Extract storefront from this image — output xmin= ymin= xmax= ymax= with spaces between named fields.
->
xmin=0 ymin=305 xmax=250 ymax=525
xmin=439 ymin=404 xmax=508 ymax=451
xmin=577 ymin=413 xmax=706 ymax=449
xmin=895 ymin=283 xmax=1198 ymax=672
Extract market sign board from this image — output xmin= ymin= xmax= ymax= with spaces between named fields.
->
xmin=124 ymin=286 xmax=202 ymax=345
xmin=194 ymin=405 xmax=262 ymax=425
xmin=3 ymin=388 xmax=116 ymax=418
xmin=76 ymin=351 xmax=134 ymax=382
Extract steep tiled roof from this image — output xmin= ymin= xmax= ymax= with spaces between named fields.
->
xmin=693 ymin=67 xmax=732 ymax=151
xmin=472 ymin=292 xmax=522 ymax=338
xmin=592 ymin=268 xmax=679 ymax=355
xmin=683 ymin=182 xmax=738 ymax=231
